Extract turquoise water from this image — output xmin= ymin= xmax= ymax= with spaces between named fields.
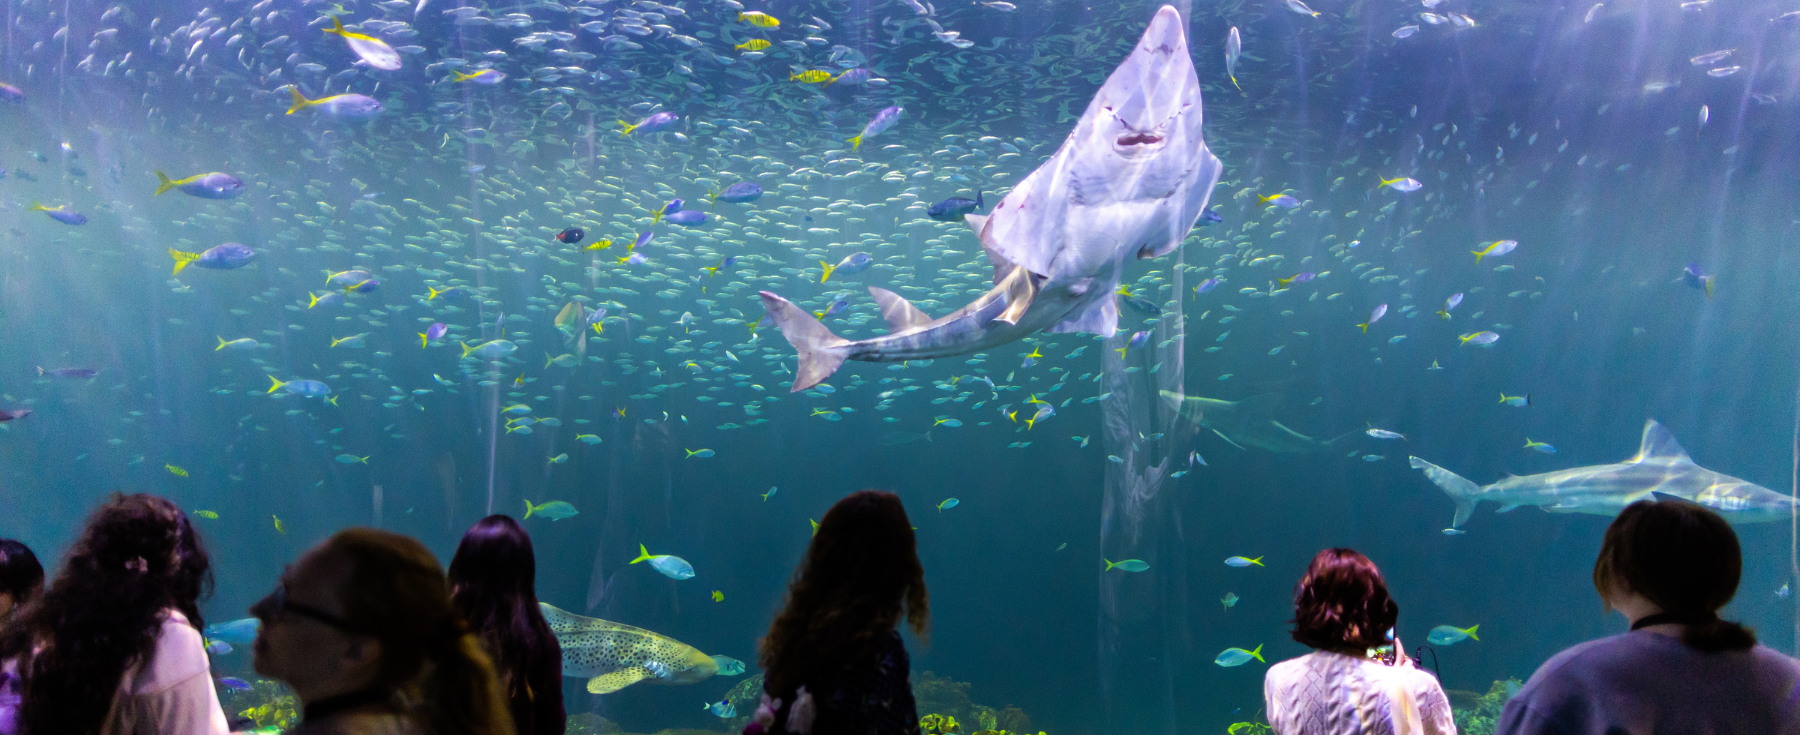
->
xmin=0 ymin=0 xmax=1797 ymax=731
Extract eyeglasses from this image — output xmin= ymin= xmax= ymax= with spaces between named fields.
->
xmin=266 ymin=579 xmax=363 ymax=633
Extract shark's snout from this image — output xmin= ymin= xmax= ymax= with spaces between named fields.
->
xmin=1140 ymin=5 xmax=1187 ymax=55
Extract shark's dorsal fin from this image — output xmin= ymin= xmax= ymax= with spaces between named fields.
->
xmin=868 ymin=287 xmax=933 ymax=332
xmin=1629 ymin=420 xmax=1692 ymax=464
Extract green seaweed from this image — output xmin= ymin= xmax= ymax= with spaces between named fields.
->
xmin=1449 ymin=678 xmax=1524 ymax=735
xmin=224 ymin=677 xmax=298 ymax=732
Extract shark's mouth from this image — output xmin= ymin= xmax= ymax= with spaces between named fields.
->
xmin=1116 ymin=132 xmax=1163 ymax=146
xmin=1108 ymin=101 xmax=1189 ymax=157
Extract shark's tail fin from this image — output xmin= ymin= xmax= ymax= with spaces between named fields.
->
xmin=1409 ymin=456 xmax=1481 ymax=528
xmin=759 ymin=291 xmax=851 ymax=393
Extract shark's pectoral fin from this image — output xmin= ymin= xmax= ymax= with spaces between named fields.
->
xmin=1047 ymin=289 xmax=1118 ymax=336
xmin=868 ymin=287 xmax=933 ymax=332
xmin=993 ymin=267 xmax=1038 ymax=325
xmin=1496 ymin=503 xmax=1523 ymax=513
xmin=1211 ymin=428 xmax=1248 ymax=451
xmin=588 ymin=667 xmax=655 ymax=694
xmin=1543 ymin=503 xmax=1582 ymax=513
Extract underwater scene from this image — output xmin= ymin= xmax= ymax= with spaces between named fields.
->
xmin=0 ymin=0 xmax=1798 ymax=730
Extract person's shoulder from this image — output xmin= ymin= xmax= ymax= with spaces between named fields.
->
xmin=1747 ymin=644 xmax=1800 ymax=672
xmin=1264 ymin=652 xmax=1323 ymax=683
xmin=1513 ymin=634 xmax=1637 ymax=698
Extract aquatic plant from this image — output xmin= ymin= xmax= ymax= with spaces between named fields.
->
xmin=1449 ymin=678 xmax=1524 ymax=735
xmin=1227 ymin=723 xmax=1273 ymax=735
xmin=563 ymin=712 xmax=622 ymax=735
xmin=226 ymin=678 xmax=298 ymax=732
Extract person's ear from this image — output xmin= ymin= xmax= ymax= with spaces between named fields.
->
xmin=344 ymin=637 xmax=384 ymax=672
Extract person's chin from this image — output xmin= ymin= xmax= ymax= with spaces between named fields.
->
xmin=251 ymin=638 xmax=274 ymax=677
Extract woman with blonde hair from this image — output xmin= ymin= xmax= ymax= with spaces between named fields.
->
xmin=251 ymin=527 xmax=516 ymax=735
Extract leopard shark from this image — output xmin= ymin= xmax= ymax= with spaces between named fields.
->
xmin=541 ymin=603 xmax=721 ymax=694
xmin=1410 ymin=419 xmax=1796 ymax=528
xmin=759 ymin=5 xmax=1224 ymax=392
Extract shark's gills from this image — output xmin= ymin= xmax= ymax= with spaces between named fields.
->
xmin=1409 ymin=457 xmax=1482 ymax=527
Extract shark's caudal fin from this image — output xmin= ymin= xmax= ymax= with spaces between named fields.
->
xmin=869 ymin=287 xmax=932 ymax=332
xmin=758 ymin=291 xmax=851 ymax=392
xmin=1410 ymin=456 xmax=1482 ymax=528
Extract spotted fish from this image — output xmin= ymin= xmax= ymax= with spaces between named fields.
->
xmin=540 ymin=602 xmax=720 ymax=694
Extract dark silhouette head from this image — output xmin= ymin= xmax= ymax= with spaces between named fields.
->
xmin=0 ymin=493 xmax=212 ymax=735
xmin=1290 ymin=548 xmax=1398 ymax=653
xmin=448 ymin=515 xmax=557 ymax=706
xmin=1594 ymin=499 xmax=1755 ymax=652
xmin=0 ymin=538 xmax=44 ymax=619
xmin=254 ymin=527 xmax=514 ymax=735
xmin=759 ymin=490 xmax=929 ymax=697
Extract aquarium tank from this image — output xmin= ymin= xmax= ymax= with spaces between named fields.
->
xmin=0 ymin=0 xmax=1797 ymax=731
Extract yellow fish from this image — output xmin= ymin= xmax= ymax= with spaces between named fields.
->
xmin=735 ymin=39 xmax=770 ymax=51
xmin=272 ymin=515 xmax=286 ymax=535
xmin=166 ymin=464 xmax=189 ymax=478
xmin=790 ymin=70 xmax=833 ymax=84
xmin=584 ymin=239 xmax=613 ymax=251
xmin=193 ymin=510 xmax=219 ymax=519
xmin=711 ymin=590 xmax=724 ymax=602
xmin=450 ymin=69 xmax=504 ymax=83
xmin=168 ymin=248 xmax=203 ymax=275
xmin=738 ymin=11 xmax=779 ymax=27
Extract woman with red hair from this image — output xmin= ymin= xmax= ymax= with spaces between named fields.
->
xmin=1263 ymin=548 xmax=1456 ymax=735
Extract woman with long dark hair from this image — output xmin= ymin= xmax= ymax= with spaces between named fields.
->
xmin=449 ymin=515 xmax=564 ymax=735
xmin=749 ymin=490 xmax=928 ymax=735
xmin=250 ymin=527 xmax=516 ymax=735
xmin=1263 ymin=548 xmax=1455 ymax=735
xmin=1497 ymin=499 xmax=1800 ymax=734
xmin=0 ymin=493 xmax=227 ymax=735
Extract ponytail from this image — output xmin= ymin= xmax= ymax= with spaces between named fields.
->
xmin=1684 ymin=617 xmax=1757 ymax=653
xmin=417 ymin=630 xmax=515 ymax=735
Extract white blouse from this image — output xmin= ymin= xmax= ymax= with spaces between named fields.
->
xmin=1263 ymin=650 xmax=1457 ymax=735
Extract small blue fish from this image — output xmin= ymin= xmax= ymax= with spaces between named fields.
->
xmin=937 ymin=498 xmax=959 ymax=512
xmin=1199 ymin=208 xmax=1223 ymax=226
xmin=655 ymin=198 xmax=684 ymax=222
xmin=523 ymin=499 xmax=579 ymax=520
xmin=217 ymin=677 xmax=253 ymax=692
xmin=711 ymin=655 xmax=746 ymax=676
xmin=711 ymin=181 xmax=763 ymax=205
xmin=30 ymin=201 xmax=86 ymax=225
xmin=335 ymin=454 xmax=369 ymax=464
xmin=620 ymin=111 xmax=679 ymax=136
xmin=1104 ymin=558 xmax=1150 ymax=572
xmin=1128 ymin=331 xmax=1152 ymax=349
xmin=1426 ymin=624 xmax=1479 ymax=645
xmin=203 ymin=618 xmax=261 ymax=644
xmin=927 ymin=192 xmax=984 ymax=222
xmin=1500 ymin=393 xmax=1530 ymax=407
xmin=154 ymin=171 xmax=245 ymax=199
xmin=849 ymin=105 xmax=903 ymax=150
xmin=205 ymin=639 xmax=233 ymax=655
xmin=1362 ymin=454 xmax=1384 ymax=462
xmin=1224 ymin=556 xmax=1263 ymax=567
xmin=665 ymin=210 xmax=708 ymax=226
xmin=1214 ymin=644 xmax=1265 ymax=667
xmin=1195 ymin=278 xmax=1221 ymax=294
xmin=1442 ymin=528 xmax=1467 ymax=536
xmin=705 ymin=699 xmax=736 ymax=718
xmin=1682 ymin=262 xmax=1715 ymax=299
xmin=1524 ymin=438 xmax=1557 ymax=454
xmin=630 ymin=544 xmax=695 ymax=579
xmin=421 ymin=322 xmax=448 ymax=347
xmin=1221 ymin=592 xmax=1239 ymax=609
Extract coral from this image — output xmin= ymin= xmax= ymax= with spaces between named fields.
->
xmin=1450 ymin=678 xmax=1523 ymax=735
xmin=912 ymin=671 xmax=976 ymax=722
xmin=565 ymin=713 xmax=623 ymax=735
xmin=224 ymin=678 xmax=298 ymax=732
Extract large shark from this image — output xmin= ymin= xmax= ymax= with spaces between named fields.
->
xmin=541 ymin=602 xmax=720 ymax=694
xmin=759 ymin=5 xmax=1223 ymax=392
xmin=1410 ymin=420 xmax=1796 ymax=528
xmin=1158 ymin=390 xmax=1349 ymax=453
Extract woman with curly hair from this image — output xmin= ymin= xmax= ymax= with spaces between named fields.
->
xmin=748 ymin=490 xmax=928 ymax=735
xmin=1263 ymin=548 xmax=1455 ymax=735
xmin=250 ymin=527 xmax=515 ymax=735
xmin=0 ymin=492 xmax=228 ymax=735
